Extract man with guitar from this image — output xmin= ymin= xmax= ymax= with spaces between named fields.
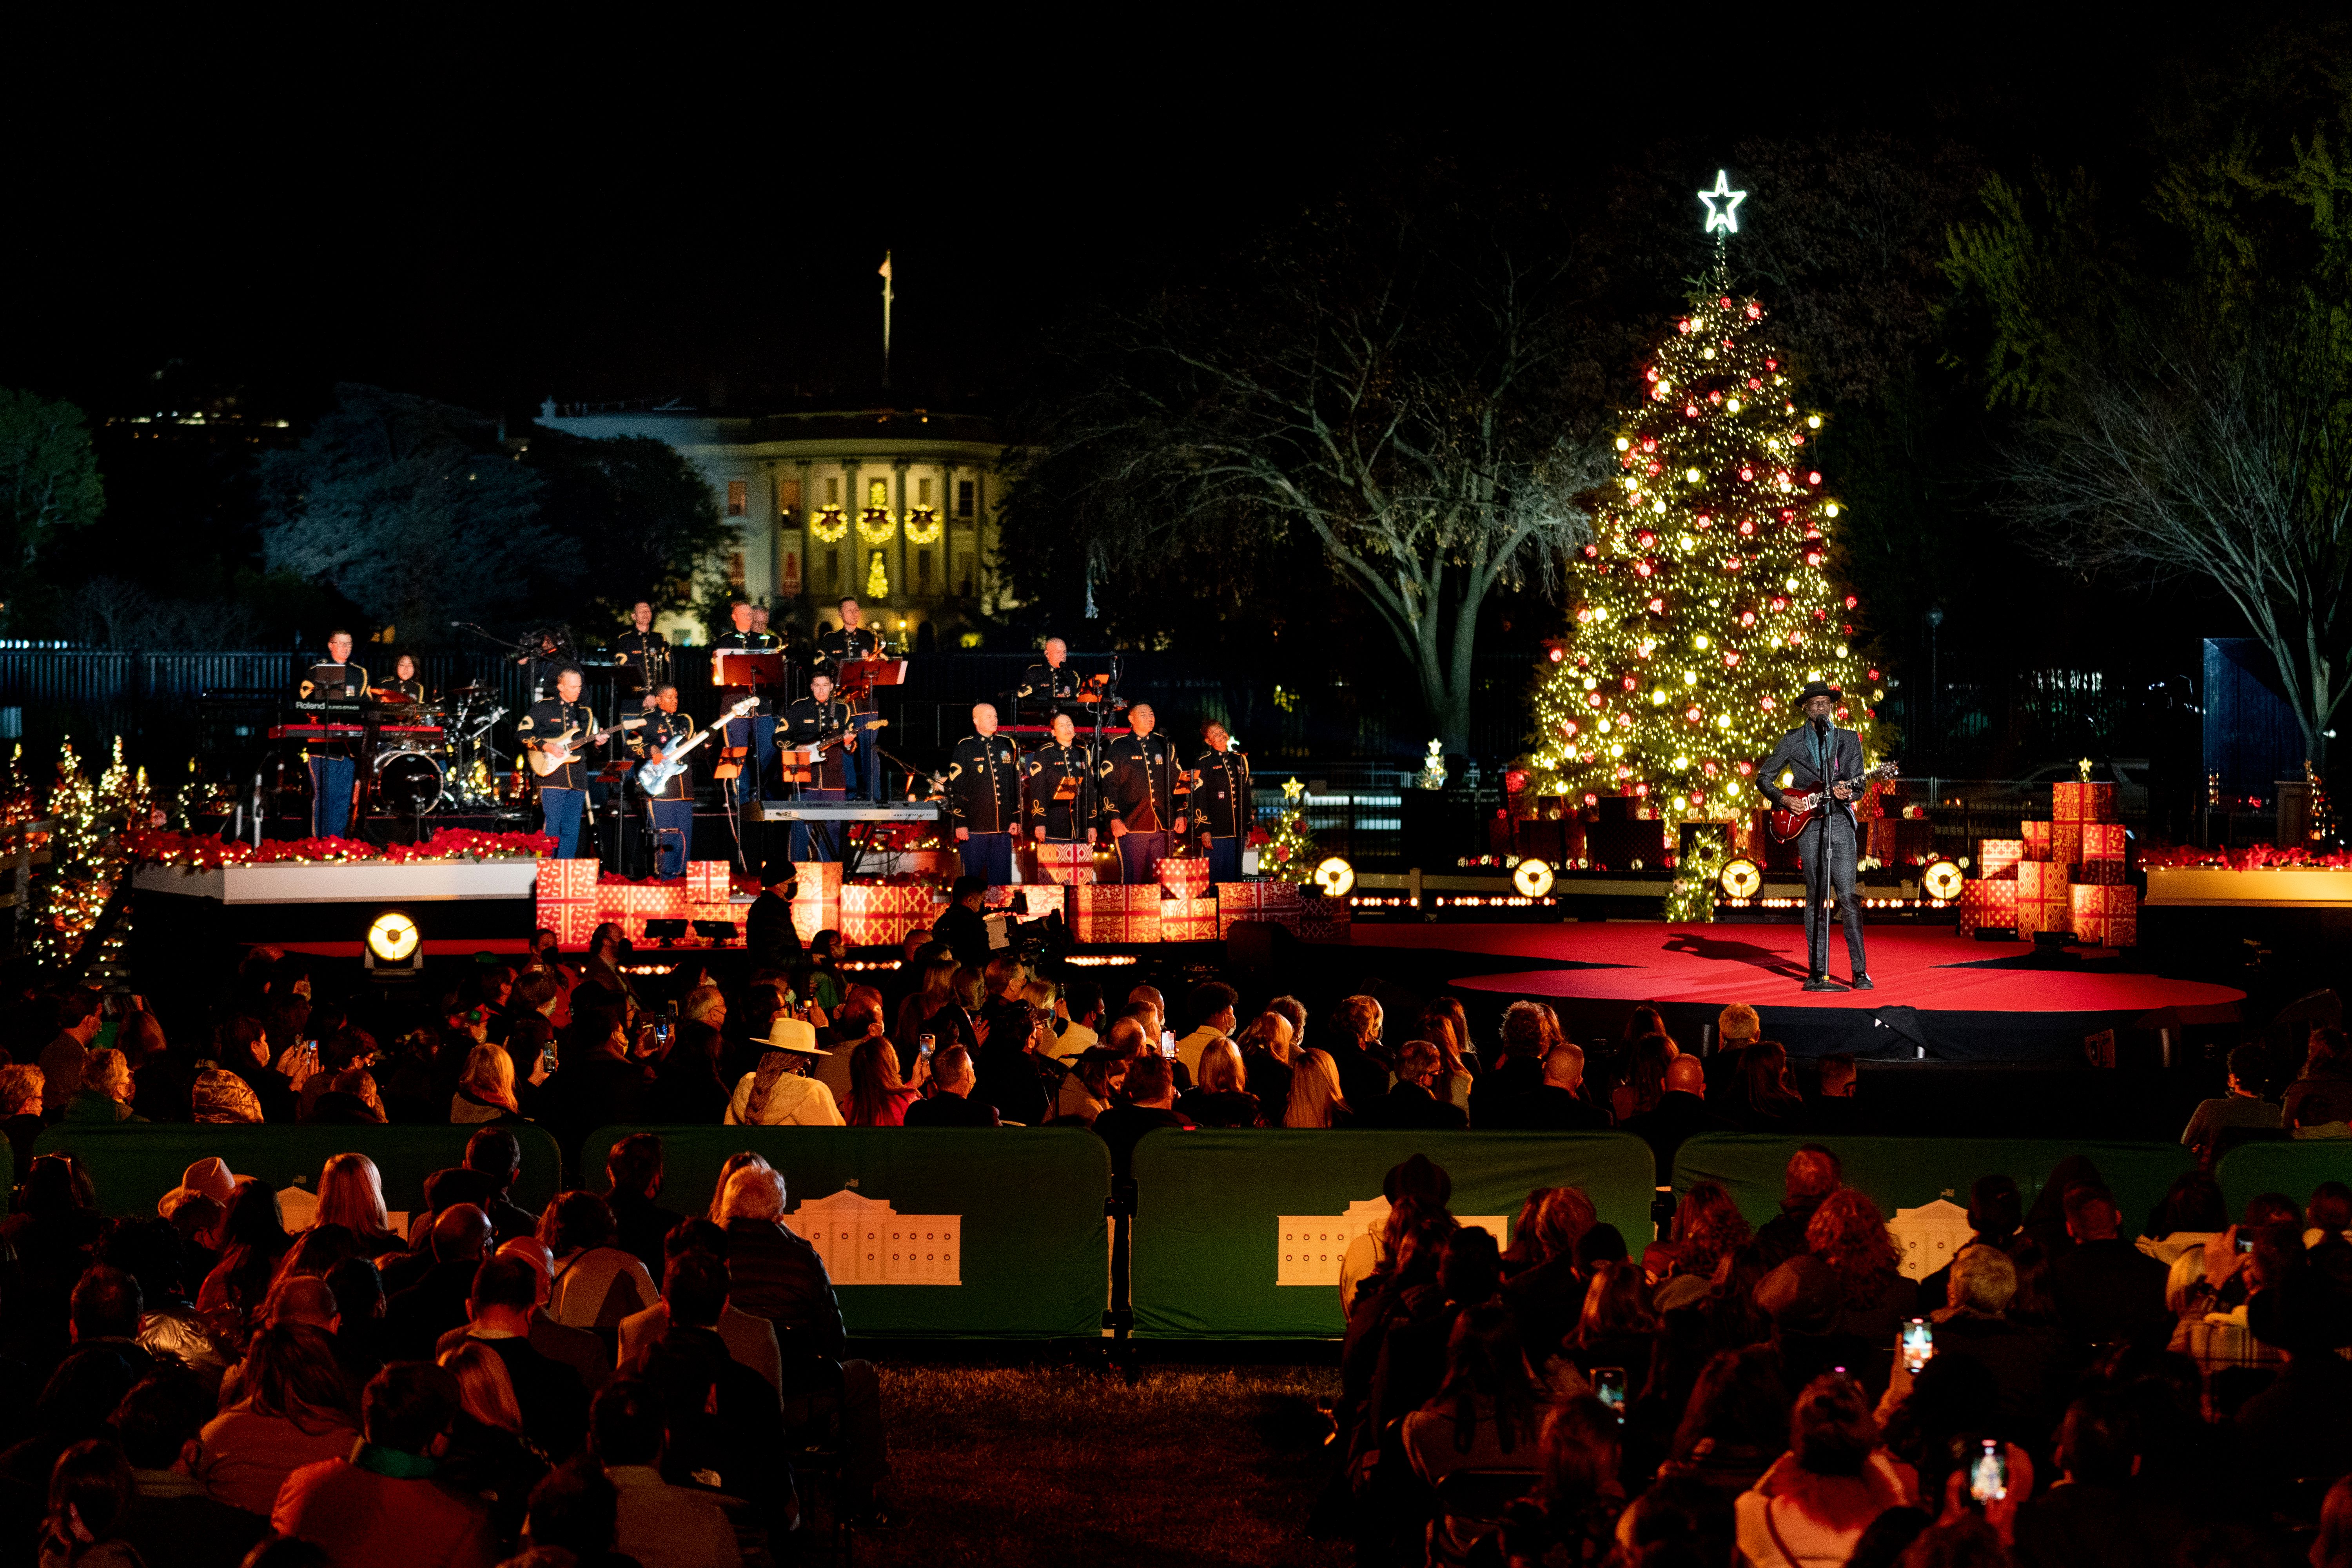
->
xmin=1756 ymin=680 xmax=1878 ymax=993
xmin=516 ymin=666 xmax=640 ymax=860
xmin=636 ymin=684 xmax=697 ymax=878
xmin=779 ymin=671 xmax=857 ymax=863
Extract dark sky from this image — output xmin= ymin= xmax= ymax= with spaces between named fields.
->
xmin=0 ymin=11 xmax=2316 ymax=425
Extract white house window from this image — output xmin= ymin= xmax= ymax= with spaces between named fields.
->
xmin=726 ymin=481 xmax=747 ymax=518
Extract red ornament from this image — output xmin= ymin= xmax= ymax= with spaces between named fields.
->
xmin=1843 ymin=595 xmax=1858 ymax=609
xmin=1685 ymin=403 xmax=1700 ymax=418
xmin=1621 ymin=676 xmax=1637 ymax=691
xmin=1808 ymin=472 xmax=1821 ymax=485
xmin=1739 ymin=466 xmax=1755 ymax=482
xmin=1684 ymin=705 xmax=1702 ymax=722
xmin=1636 ymin=530 xmax=1656 ymax=547
xmin=1647 ymin=597 xmax=1664 ymax=613
xmin=1719 ymin=296 xmax=1732 ymax=308
xmin=1748 ymin=377 xmax=1763 ymax=391
xmin=1586 ymin=692 xmax=1603 ymax=708
xmin=1696 ymin=514 xmax=1711 ymax=527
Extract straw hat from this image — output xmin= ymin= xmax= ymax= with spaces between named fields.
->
xmin=761 ymin=1016 xmax=827 ymax=1056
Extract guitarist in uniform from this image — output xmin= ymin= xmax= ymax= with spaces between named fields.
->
xmin=515 ymin=666 xmax=603 ymax=860
xmin=1755 ymin=680 xmax=1873 ymax=992
xmin=778 ymin=671 xmax=855 ymax=863
xmin=636 ymin=684 xmax=696 ymax=878
xmin=1025 ymin=712 xmax=1099 ymax=849
xmin=946 ymin=703 xmax=1023 ymax=884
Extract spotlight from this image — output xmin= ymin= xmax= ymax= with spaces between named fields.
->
xmin=1313 ymin=856 xmax=1356 ymax=897
xmin=364 ymin=911 xmax=420 ymax=976
xmin=1921 ymin=859 xmax=1963 ymax=901
xmin=643 ymin=918 xmax=688 ymax=946
xmin=1513 ymin=858 xmax=1555 ymax=898
xmin=1719 ymin=858 xmax=1762 ymax=898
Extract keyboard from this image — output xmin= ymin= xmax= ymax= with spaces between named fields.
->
xmin=755 ymin=802 xmax=939 ymax=823
xmin=269 ymin=724 xmax=445 ymax=741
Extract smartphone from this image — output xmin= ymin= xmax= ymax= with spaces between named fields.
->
xmin=2237 ymin=1232 xmax=2256 ymax=1254
xmin=655 ymin=1020 xmax=672 ymax=1050
xmin=540 ymin=1044 xmax=558 ymax=1076
xmin=918 ymin=1033 xmax=936 ymax=1060
xmin=1900 ymin=1318 xmax=1934 ymax=1374
xmin=1967 ymin=1439 xmax=2009 ymax=1505
xmin=1160 ymin=1029 xmax=1177 ymax=1059
xmin=1593 ymin=1368 xmax=1626 ymax=1416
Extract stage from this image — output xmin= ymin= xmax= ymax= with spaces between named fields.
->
xmin=1354 ymin=922 xmax=2246 ymax=1062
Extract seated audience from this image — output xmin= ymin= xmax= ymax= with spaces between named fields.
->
xmin=383 ymin=1206 xmax=494 ymax=1363
xmin=193 ymin=1325 xmax=362 ymax=1516
xmin=588 ymin=1379 xmax=742 ymax=1568
xmin=843 ymin=1035 xmax=926 ymax=1126
xmin=1733 ymin=1373 xmax=1916 ymax=1567
xmin=1402 ymin=1304 xmax=1556 ymax=1566
xmin=272 ymin=1363 xmax=494 ymax=1568
xmin=433 ymin=1341 xmax=550 ymax=1550
xmin=2048 ymin=1184 xmax=2170 ymax=1352
xmin=111 ymin=1368 xmax=270 ymax=1568
xmin=602 ymin=1134 xmax=685 ymax=1284
xmin=1095 ymin=1053 xmax=1193 ymax=1172
xmin=1178 ymin=1039 xmax=1267 ymax=1128
xmin=902 ymin=1046 xmax=1002 ymax=1126
xmin=721 ymin=1016 xmax=843 ymax=1127
xmin=1281 ymin=1048 xmax=1352 ymax=1128
xmin=1623 ymin=1054 xmax=1733 ymax=1178
xmin=1357 ymin=1039 xmax=1468 ymax=1129
xmin=540 ymin=1193 xmax=660 ymax=1339
xmin=2283 ymin=1024 xmax=2352 ymax=1131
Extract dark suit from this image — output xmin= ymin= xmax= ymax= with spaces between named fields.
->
xmin=1357 ymin=1082 xmax=1467 ymax=1130
xmin=1755 ymin=720 xmax=1869 ymax=979
xmin=1622 ymin=1090 xmax=1737 ymax=1184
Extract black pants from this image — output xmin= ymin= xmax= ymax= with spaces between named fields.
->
xmin=1802 ymin=813 xmax=1868 ymax=978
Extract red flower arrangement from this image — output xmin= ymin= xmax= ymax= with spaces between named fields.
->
xmin=127 ymin=827 xmax=556 ymax=868
xmin=2139 ymin=843 xmax=2352 ymax=871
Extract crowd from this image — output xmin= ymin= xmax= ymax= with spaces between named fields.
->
xmin=0 ymin=1126 xmax=891 ymax=1568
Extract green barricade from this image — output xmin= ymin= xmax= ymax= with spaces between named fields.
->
xmin=1130 ymin=1129 xmax=1659 ymax=1339
xmin=35 ymin=1122 xmax=565 ymax=1222
xmin=1672 ymin=1134 xmax=2193 ymax=1236
xmin=2216 ymin=1142 xmax=2352 ymax=1215
xmin=581 ymin=1126 xmax=1109 ymax=1339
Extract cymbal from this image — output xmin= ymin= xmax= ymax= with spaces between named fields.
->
xmin=445 ymin=682 xmax=487 ymax=699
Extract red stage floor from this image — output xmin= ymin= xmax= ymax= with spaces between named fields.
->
xmin=1353 ymin=923 xmax=2241 ymax=1017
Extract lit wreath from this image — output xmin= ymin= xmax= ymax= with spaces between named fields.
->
xmin=903 ymin=506 xmax=942 ymax=545
xmin=857 ymin=507 xmax=899 ymax=544
xmin=809 ymin=505 xmax=849 ymax=544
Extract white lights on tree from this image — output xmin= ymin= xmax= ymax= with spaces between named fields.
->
xmin=1698 ymin=170 xmax=1748 ymax=234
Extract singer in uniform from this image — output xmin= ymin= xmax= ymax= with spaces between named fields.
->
xmin=777 ymin=671 xmax=855 ymax=864
xmin=1015 ymin=636 xmax=1081 ymax=724
xmin=613 ymin=600 xmax=673 ymax=709
xmin=296 ymin=630 xmax=369 ymax=839
xmin=1191 ymin=720 xmax=1253 ymax=882
xmin=813 ymin=595 xmax=887 ymax=802
xmin=635 ymin=684 xmax=696 ymax=878
xmin=945 ymin=703 xmax=1023 ymax=884
xmin=1100 ymin=702 xmax=1185 ymax=886
xmin=1755 ymin=679 xmax=1872 ymax=992
xmin=1025 ymin=712 xmax=1099 ymax=848
xmin=515 ymin=666 xmax=601 ymax=860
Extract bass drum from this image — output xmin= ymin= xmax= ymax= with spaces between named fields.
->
xmin=374 ymin=751 xmax=445 ymax=814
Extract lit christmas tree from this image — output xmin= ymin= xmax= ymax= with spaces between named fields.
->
xmin=1528 ymin=254 xmax=1878 ymax=829
xmin=1257 ymin=778 xmax=1320 ymax=884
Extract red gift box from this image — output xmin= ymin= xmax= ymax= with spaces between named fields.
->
xmin=684 ymin=860 xmax=730 ymax=900
xmin=1956 ymin=878 xmax=2019 ymax=935
xmin=535 ymin=859 xmax=600 ymax=946
xmin=842 ymin=911 xmax=933 ymax=946
xmin=1160 ymin=895 xmax=1216 ymax=941
xmin=2050 ymin=822 xmax=2083 ymax=874
xmin=1031 ymin=842 xmax=1098 ymax=885
xmin=2053 ymin=782 xmax=2118 ymax=824
xmin=782 ymin=860 xmax=844 ymax=900
xmin=1294 ymin=891 xmax=1352 ymax=943
xmin=2079 ymin=822 xmax=2126 ymax=864
xmin=604 ymin=882 xmax=689 ymax=915
xmin=2016 ymin=861 xmax=2071 ymax=940
xmin=539 ymin=860 xmax=600 ymax=899
xmin=1215 ymin=881 xmax=1303 ymax=913
xmin=1157 ymin=858 xmax=1211 ymax=896
xmin=790 ymin=900 xmax=838 ymax=943
xmin=1866 ymin=818 xmax=1936 ymax=866
xmin=841 ymin=883 xmax=944 ymax=917
xmin=982 ymin=885 xmax=1022 ymax=911
xmin=2021 ymin=822 xmax=2052 ymax=860
xmin=2070 ymin=883 xmax=2138 ymax=946
xmin=1009 ymin=885 xmax=1066 ymax=921
xmin=1978 ymin=839 xmax=2024 ymax=879
xmin=2073 ymin=860 xmax=2129 ymax=887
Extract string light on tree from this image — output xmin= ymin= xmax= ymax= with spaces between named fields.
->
xmin=1526 ymin=178 xmax=1876 ymax=836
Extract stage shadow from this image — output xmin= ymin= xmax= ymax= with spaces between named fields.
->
xmin=1660 ymin=931 xmax=1811 ymax=979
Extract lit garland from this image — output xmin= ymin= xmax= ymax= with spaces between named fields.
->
xmin=1528 ymin=272 xmax=1876 ymax=821
xmin=810 ymin=504 xmax=849 ymax=544
xmin=903 ymin=506 xmax=942 ymax=545
xmin=126 ymin=826 xmax=558 ymax=868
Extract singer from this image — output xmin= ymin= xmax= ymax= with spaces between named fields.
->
xmin=1755 ymin=680 xmax=1872 ymax=992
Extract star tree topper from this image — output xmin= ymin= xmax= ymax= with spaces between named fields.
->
xmin=1698 ymin=170 xmax=1747 ymax=234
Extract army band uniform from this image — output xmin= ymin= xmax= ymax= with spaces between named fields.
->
xmin=1014 ymin=659 xmax=1080 ymax=725
xmin=515 ymin=693 xmax=602 ymax=859
xmin=613 ymin=626 xmax=672 ymax=706
xmin=379 ymin=675 xmax=426 ymax=704
xmin=635 ymin=704 xmax=697 ymax=878
xmin=713 ymin=624 xmax=782 ymax=801
xmin=1101 ymin=728 xmax=1184 ymax=886
xmin=517 ymin=631 xmax=577 ymax=702
xmin=946 ymin=729 xmax=1024 ymax=884
xmin=296 ymin=651 xmax=369 ymax=839
xmin=1025 ymin=737 xmax=1099 ymax=846
xmin=1192 ymin=740 xmax=1253 ymax=882
xmin=777 ymin=691 xmax=855 ymax=863
xmin=814 ymin=622 xmax=887 ymax=801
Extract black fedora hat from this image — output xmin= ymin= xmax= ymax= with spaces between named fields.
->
xmin=1796 ymin=681 xmax=1842 ymax=704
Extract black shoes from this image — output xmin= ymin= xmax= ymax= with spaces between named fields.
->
xmin=1851 ymin=975 xmax=1876 ymax=990
xmin=1802 ymin=976 xmax=1846 ymax=992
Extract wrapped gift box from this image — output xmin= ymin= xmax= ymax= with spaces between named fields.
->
xmin=1160 ymin=895 xmax=1216 ymax=941
xmin=603 ymin=882 xmax=689 ymax=915
xmin=2072 ymin=860 xmax=2129 ymax=887
xmin=841 ymin=911 xmax=933 ymax=946
xmin=2079 ymin=822 xmax=2126 ymax=866
xmin=2070 ymin=883 xmax=2138 ymax=947
xmin=2053 ymin=781 xmax=2118 ymax=824
xmin=2015 ymin=861 xmax=2071 ymax=940
xmin=1009 ymin=885 xmax=1066 ymax=921
xmin=1294 ymin=890 xmax=1353 ymax=943
xmin=539 ymin=860 xmax=600 ymax=899
xmin=2021 ymin=822 xmax=2052 ymax=860
xmin=2050 ymin=822 xmax=2083 ymax=874
xmin=790 ymin=900 xmax=838 ymax=944
xmin=1978 ymin=838 xmax=2024 ymax=879
xmin=1866 ymin=818 xmax=1936 ymax=866
xmin=535 ymin=859 xmax=601 ymax=946
xmin=1031 ymin=842 xmax=1099 ymax=885
xmin=841 ymin=882 xmax=944 ymax=917
xmin=982 ymin=885 xmax=1023 ymax=911
xmin=782 ymin=860 xmax=844 ymax=900
xmin=1956 ymin=878 xmax=2019 ymax=936
xmin=1216 ymin=881 xmax=1303 ymax=914
xmin=684 ymin=860 xmax=730 ymax=900
xmin=1157 ymin=857 xmax=1211 ymax=897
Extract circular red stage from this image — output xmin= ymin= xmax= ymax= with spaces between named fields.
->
xmin=1353 ymin=923 xmax=2244 ymax=1060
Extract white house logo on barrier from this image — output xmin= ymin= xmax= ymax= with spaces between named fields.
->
xmin=1278 ymin=1196 xmax=1508 ymax=1287
xmin=1887 ymin=1198 xmax=1973 ymax=1282
xmin=791 ymin=1189 xmax=961 ymax=1285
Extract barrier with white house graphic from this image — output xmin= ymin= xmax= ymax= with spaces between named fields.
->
xmin=791 ymin=1188 xmax=962 ymax=1284
xmin=1278 ymin=1196 xmax=1508 ymax=1287
xmin=1887 ymin=1197 xmax=1973 ymax=1282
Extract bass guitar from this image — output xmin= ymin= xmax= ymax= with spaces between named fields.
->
xmin=1766 ymin=760 xmax=1901 ymax=843
xmin=526 ymin=715 xmax=646 ymax=778
xmin=635 ymin=696 xmax=759 ymax=795
xmin=780 ymin=717 xmax=889 ymax=768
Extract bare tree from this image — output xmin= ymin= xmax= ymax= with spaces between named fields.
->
xmin=2005 ymin=319 xmax=2352 ymax=768
xmin=1014 ymin=210 xmax=1613 ymax=752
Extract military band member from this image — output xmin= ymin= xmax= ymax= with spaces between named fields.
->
xmin=946 ymin=703 xmax=1024 ymax=884
xmin=636 ymin=684 xmax=696 ymax=879
xmin=778 ymin=671 xmax=855 ymax=862
xmin=1015 ymin=637 xmax=1081 ymax=723
xmin=515 ymin=626 xmax=577 ymax=702
xmin=814 ymin=597 xmax=887 ymax=801
xmin=713 ymin=600 xmax=782 ymax=799
xmin=1026 ymin=712 xmax=1099 ymax=846
xmin=1100 ymin=702 xmax=1185 ymax=886
xmin=1192 ymin=721 xmax=1253 ymax=882
xmin=515 ymin=666 xmax=601 ymax=859
xmin=296 ymin=630 xmax=368 ymax=838
xmin=380 ymin=652 xmax=427 ymax=705
xmin=613 ymin=600 xmax=672 ymax=707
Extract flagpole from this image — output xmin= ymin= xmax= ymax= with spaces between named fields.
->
xmin=879 ymin=250 xmax=894 ymax=389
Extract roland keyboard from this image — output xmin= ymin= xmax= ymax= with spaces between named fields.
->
xmin=755 ymin=802 xmax=939 ymax=823
xmin=268 ymin=723 xmax=446 ymax=742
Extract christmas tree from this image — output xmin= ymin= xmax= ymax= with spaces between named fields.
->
xmin=1257 ymin=778 xmax=1320 ymax=884
xmin=1528 ymin=264 xmax=1878 ymax=828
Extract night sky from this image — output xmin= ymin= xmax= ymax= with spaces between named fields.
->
xmin=3 ymin=15 xmax=2303 ymax=427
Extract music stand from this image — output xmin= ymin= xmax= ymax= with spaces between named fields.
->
xmin=711 ymin=651 xmax=785 ymax=690
xmin=834 ymin=657 xmax=907 ymax=708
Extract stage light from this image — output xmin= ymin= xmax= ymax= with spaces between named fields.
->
xmin=644 ymin=918 xmax=688 ymax=946
xmin=691 ymin=920 xmax=739 ymax=946
xmin=1921 ymin=860 xmax=1963 ymax=901
xmin=1719 ymin=858 xmax=1762 ymax=898
xmin=1514 ymin=858 xmax=1555 ymax=898
xmin=366 ymin=911 xmax=418 ymax=963
xmin=1314 ymin=856 xmax=1356 ymax=897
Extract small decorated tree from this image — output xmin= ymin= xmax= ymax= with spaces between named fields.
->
xmin=1256 ymin=778 xmax=1321 ymax=884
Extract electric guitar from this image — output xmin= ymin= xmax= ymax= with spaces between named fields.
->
xmin=780 ymin=717 xmax=889 ymax=766
xmin=635 ymin=697 xmax=759 ymax=794
xmin=526 ymin=716 xmax=646 ymax=778
xmin=1766 ymin=761 xmax=1902 ymax=843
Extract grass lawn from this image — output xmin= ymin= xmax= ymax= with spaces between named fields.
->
xmin=853 ymin=1362 xmax=1353 ymax=1568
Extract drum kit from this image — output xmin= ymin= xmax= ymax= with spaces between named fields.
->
xmin=374 ymin=681 xmax=512 ymax=813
